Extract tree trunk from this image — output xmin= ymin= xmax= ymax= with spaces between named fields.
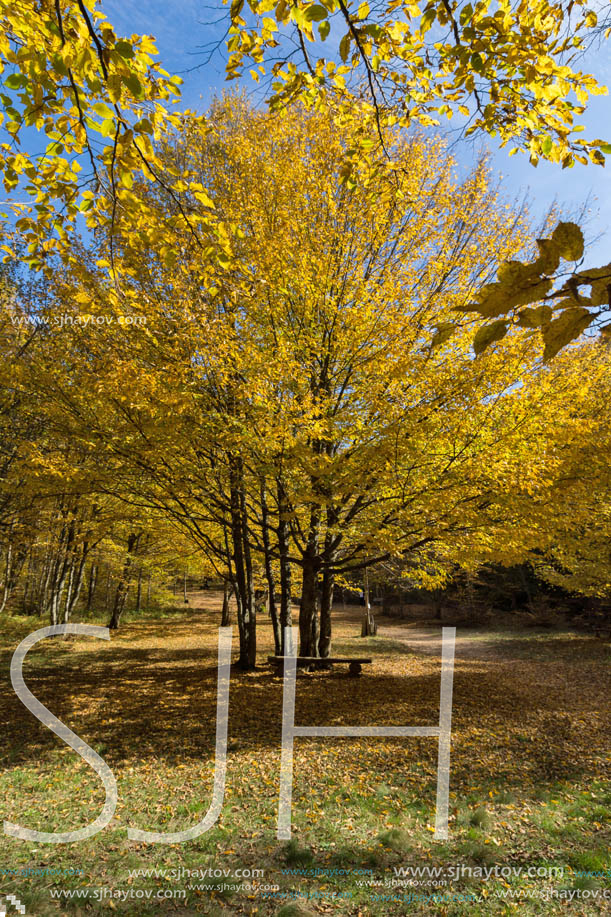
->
xmin=86 ymin=563 xmax=98 ymax=613
xmin=239 ymin=477 xmax=256 ymax=668
xmin=221 ymin=579 xmax=232 ymax=626
xmin=104 ymin=565 xmax=112 ymax=614
xmin=0 ymin=541 xmax=12 ymax=614
xmin=277 ymin=479 xmax=293 ymax=654
xmin=49 ymin=554 xmax=70 ymax=626
xmin=230 ymin=461 xmax=256 ymax=669
xmin=21 ymin=548 xmax=32 ymax=613
xmin=135 ymin=567 xmax=143 ymax=614
xmin=261 ymin=479 xmax=281 ymax=655
xmin=63 ymin=557 xmax=75 ymax=623
xmin=64 ymin=541 xmax=88 ymax=623
xmin=108 ymin=532 xmax=138 ymax=630
xmin=318 ymin=563 xmax=334 ymax=658
xmin=38 ymin=549 xmax=54 ymax=617
xmin=519 ymin=565 xmax=535 ymax=614
xmin=361 ymin=567 xmax=377 ymax=637
xmin=47 ymin=519 xmax=75 ymax=625
xmin=0 ymin=531 xmax=27 ymax=614
xmin=299 ymin=516 xmax=321 ymax=658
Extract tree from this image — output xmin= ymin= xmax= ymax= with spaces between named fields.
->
xmin=0 ymin=0 xmax=224 ymax=271
xmin=0 ymin=0 xmax=609 ymax=277
xmin=1 ymin=1 xmax=609 ymax=372
xmin=0 ymin=287 xmax=208 ymax=624
xmin=225 ymin=0 xmax=609 ymax=167
xmin=517 ymin=343 xmax=611 ymax=599
xmin=223 ymin=0 xmax=611 ymax=357
xmin=30 ymin=96 xmax=611 ymax=664
xmin=3 ymin=93 xmax=609 ymax=665
xmin=171 ymin=99 xmax=589 ymax=655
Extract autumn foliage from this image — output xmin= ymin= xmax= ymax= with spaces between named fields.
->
xmin=0 ymin=97 xmax=608 ymax=668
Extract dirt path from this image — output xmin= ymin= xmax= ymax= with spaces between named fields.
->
xmin=184 ymin=589 xmax=557 ymax=662
xmin=375 ymin=621 xmax=501 ymax=659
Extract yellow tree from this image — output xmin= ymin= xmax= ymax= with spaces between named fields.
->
xmin=41 ymin=97 xmax=604 ymax=659
xmin=225 ymin=0 xmax=609 ymax=167
xmin=225 ymin=0 xmax=611 ymax=353
xmin=171 ymin=99 xmax=611 ymax=653
xmin=0 ymin=1 xmax=609 ymax=358
xmin=0 ymin=0 xmax=228 ymax=275
xmin=403 ymin=338 xmax=611 ymax=599
xmin=505 ymin=342 xmax=611 ymax=599
xmin=0 ymin=283 xmax=206 ymax=625
xmin=13 ymin=97 xmax=610 ymax=662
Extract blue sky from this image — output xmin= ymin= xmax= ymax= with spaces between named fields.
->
xmin=107 ymin=1 xmax=611 ymax=264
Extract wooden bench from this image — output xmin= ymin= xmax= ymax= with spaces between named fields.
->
xmin=267 ymin=656 xmax=372 ymax=676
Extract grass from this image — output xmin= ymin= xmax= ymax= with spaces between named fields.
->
xmin=0 ymin=594 xmax=609 ymax=915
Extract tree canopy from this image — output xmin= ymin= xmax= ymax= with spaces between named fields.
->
xmin=226 ymin=0 xmax=609 ymax=168
xmin=3 ymin=97 xmax=608 ymax=666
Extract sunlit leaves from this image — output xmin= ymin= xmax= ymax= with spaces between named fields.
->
xmin=224 ymin=0 xmax=610 ymax=167
xmin=62 ymin=98 xmax=588 ymax=597
xmin=0 ymin=0 xmax=214 ymax=271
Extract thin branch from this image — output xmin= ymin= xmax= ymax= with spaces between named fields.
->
xmin=76 ymin=0 xmax=109 ymax=81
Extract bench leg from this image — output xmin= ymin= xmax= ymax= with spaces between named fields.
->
xmin=348 ymin=661 xmax=362 ymax=677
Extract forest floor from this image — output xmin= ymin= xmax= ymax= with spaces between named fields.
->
xmin=0 ymin=592 xmax=609 ymax=916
